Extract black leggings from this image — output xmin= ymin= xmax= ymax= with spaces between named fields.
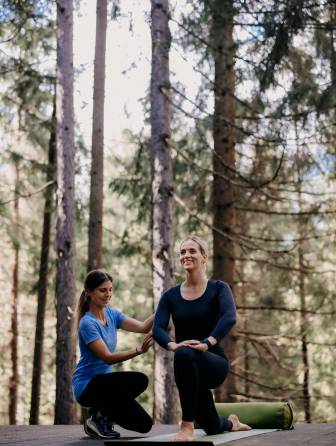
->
xmin=77 ymin=371 xmax=153 ymax=433
xmin=174 ymin=347 xmax=232 ymax=434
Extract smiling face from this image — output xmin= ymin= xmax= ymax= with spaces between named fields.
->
xmin=180 ymin=239 xmax=207 ymax=273
xmin=86 ymin=279 xmax=113 ymax=309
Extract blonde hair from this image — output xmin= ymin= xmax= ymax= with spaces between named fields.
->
xmin=180 ymin=235 xmax=208 ymax=259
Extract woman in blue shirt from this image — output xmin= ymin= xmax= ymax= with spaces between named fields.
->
xmin=153 ymin=235 xmax=251 ymax=441
xmin=72 ymin=269 xmax=153 ymax=439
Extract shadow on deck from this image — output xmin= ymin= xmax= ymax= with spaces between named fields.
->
xmin=0 ymin=423 xmax=335 ymax=446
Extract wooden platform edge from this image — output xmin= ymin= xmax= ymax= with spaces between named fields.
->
xmin=104 ymin=442 xmax=214 ymax=446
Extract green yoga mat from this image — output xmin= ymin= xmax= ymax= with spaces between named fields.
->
xmin=215 ymin=401 xmax=294 ymax=430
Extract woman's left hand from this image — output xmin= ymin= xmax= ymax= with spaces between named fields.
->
xmin=183 ymin=339 xmax=209 ymax=352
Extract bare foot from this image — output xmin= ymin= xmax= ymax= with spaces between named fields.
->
xmin=171 ymin=421 xmax=195 ymax=442
xmin=228 ymin=414 xmax=252 ymax=432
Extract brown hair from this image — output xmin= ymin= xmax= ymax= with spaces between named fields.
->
xmin=180 ymin=235 xmax=208 ymax=259
xmin=76 ymin=269 xmax=113 ymax=326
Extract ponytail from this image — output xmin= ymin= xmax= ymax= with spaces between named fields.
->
xmin=76 ymin=290 xmax=91 ymax=328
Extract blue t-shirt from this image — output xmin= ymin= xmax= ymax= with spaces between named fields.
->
xmin=72 ymin=307 xmax=126 ymax=400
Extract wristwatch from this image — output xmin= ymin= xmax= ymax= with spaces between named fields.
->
xmin=202 ymin=338 xmax=212 ymax=350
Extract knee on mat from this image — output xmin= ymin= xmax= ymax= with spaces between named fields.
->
xmin=201 ymin=416 xmax=229 ymax=435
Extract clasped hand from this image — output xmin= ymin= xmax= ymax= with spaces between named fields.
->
xmin=169 ymin=339 xmax=208 ymax=352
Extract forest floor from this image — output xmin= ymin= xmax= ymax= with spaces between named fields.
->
xmin=0 ymin=423 xmax=335 ymax=446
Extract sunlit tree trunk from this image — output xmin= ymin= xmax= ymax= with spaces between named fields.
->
xmin=295 ymin=123 xmax=311 ymax=423
xmin=29 ymin=97 xmax=56 ymax=425
xmin=9 ymin=157 xmax=20 ymax=425
xmin=210 ymin=0 xmax=238 ymax=402
xmin=297 ymin=198 xmax=311 ymax=422
xmin=150 ymin=0 xmax=178 ymax=423
xmin=54 ymin=0 xmax=77 ymax=424
xmin=87 ymin=0 xmax=107 ymax=272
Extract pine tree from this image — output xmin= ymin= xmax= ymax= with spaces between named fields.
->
xmin=87 ymin=0 xmax=107 ymax=272
xmin=29 ymin=96 xmax=56 ymax=425
xmin=54 ymin=0 xmax=76 ymax=424
xmin=150 ymin=0 xmax=179 ymax=423
xmin=209 ymin=0 xmax=238 ymax=402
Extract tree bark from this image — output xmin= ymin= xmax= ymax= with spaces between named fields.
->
xmin=54 ymin=0 xmax=77 ymax=424
xmin=211 ymin=0 xmax=238 ymax=402
xmin=29 ymin=97 xmax=56 ymax=425
xmin=295 ymin=122 xmax=311 ymax=423
xmin=150 ymin=0 xmax=178 ymax=423
xmin=9 ymin=158 xmax=20 ymax=425
xmin=87 ymin=0 xmax=107 ymax=272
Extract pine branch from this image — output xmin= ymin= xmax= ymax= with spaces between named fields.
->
xmin=237 ymin=231 xmax=335 ymax=244
xmin=237 ymin=329 xmax=336 ymax=346
xmin=172 ymin=192 xmax=295 ymax=255
xmin=236 ymin=205 xmax=336 ymax=216
xmin=0 ymin=181 xmax=55 ymax=206
xmin=230 ymin=370 xmax=294 ymax=392
xmin=237 ymin=304 xmax=336 ymax=316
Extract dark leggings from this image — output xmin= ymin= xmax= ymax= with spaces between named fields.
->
xmin=77 ymin=371 xmax=153 ymax=433
xmin=174 ymin=347 xmax=232 ymax=434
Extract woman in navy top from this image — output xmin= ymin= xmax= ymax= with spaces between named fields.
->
xmin=72 ymin=269 xmax=153 ymax=439
xmin=153 ymin=235 xmax=251 ymax=441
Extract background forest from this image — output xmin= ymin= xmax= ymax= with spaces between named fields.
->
xmin=0 ymin=0 xmax=335 ymax=426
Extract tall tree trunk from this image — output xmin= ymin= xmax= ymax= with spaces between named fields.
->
xmin=295 ymin=123 xmax=311 ymax=422
xmin=297 ymin=205 xmax=311 ymax=422
xmin=210 ymin=0 xmax=238 ymax=402
xmin=150 ymin=0 xmax=178 ymax=423
xmin=54 ymin=0 xmax=76 ymax=424
xmin=87 ymin=0 xmax=107 ymax=272
xmin=29 ymin=97 xmax=56 ymax=425
xmin=9 ymin=158 xmax=20 ymax=425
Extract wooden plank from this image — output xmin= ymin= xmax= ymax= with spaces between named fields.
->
xmin=0 ymin=424 xmax=335 ymax=446
xmin=218 ymin=424 xmax=336 ymax=446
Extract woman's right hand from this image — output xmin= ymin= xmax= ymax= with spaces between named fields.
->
xmin=137 ymin=331 xmax=153 ymax=354
xmin=167 ymin=340 xmax=200 ymax=352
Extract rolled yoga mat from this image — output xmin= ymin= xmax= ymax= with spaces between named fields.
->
xmin=215 ymin=401 xmax=294 ymax=430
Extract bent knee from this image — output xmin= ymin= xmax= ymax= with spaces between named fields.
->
xmin=137 ymin=416 xmax=153 ymax=433
xmin=134 ymin=372 xmax=149 ymax=391
xmin=174 ymin=346 xmax=198 ymax=364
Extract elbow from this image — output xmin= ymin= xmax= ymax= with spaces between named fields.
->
xmin=152 ymin=326 xmax=159 ymax=342
xmin=228 ymin=317 xmax=237 ymax=332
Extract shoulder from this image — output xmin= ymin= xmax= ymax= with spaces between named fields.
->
xmin=106 ymin=306 xmax=124 ymax=319
xmin=78 ymin=313 xmax=100 ymax=338
xmin=162 ymin=285 xmax=180 ymax=300
xmin=208 ymin=280 xmax=233 ymax=295
xmin=106 ymin=306 xmax=126 ymax=325
xmin=79 ymin=312 xmax=97 ymax=330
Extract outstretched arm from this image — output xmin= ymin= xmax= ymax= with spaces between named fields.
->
xmin=88 ymin=331 xmax=153 ymax=364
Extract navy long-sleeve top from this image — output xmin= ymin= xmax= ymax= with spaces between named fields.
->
xmin=153 ymin=280 xmax=237 ymax=357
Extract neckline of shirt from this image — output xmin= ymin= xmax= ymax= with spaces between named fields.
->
xmin=88 ymin=309 xmax=108 ymax=326
xmin=179 ymin=280 xmax=210 ymax=302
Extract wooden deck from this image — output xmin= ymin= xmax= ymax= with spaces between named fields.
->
xmin=0 ymin=423 xmax=335 ymax=446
